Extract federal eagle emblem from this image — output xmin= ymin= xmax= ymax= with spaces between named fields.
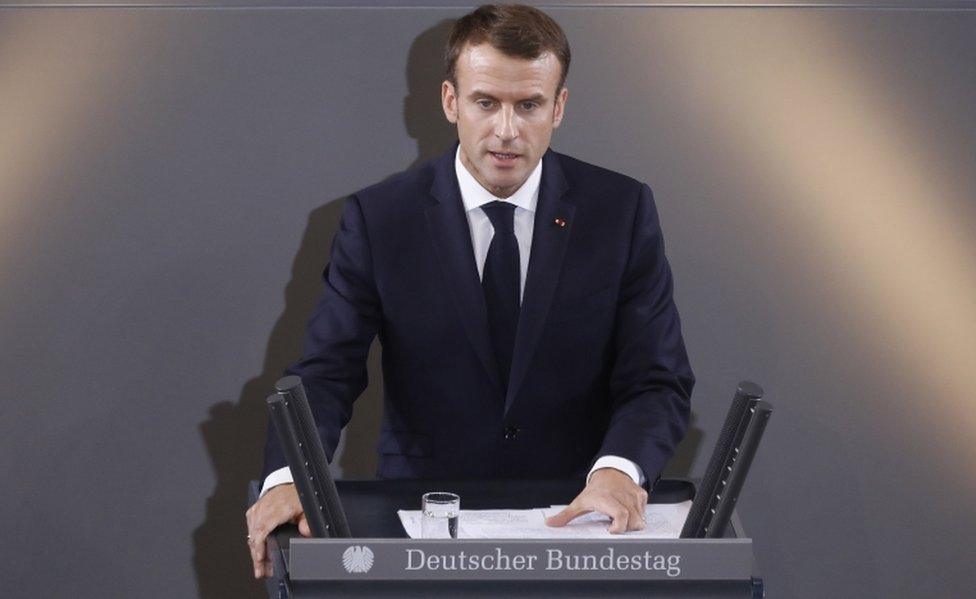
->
xmin=341 ymin=545 xmax=374 ymax=573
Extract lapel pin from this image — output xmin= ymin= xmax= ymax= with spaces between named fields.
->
xmin=554 ymin=217 xmax=567 ymax=228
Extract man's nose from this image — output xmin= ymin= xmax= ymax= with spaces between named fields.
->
xmin=494 ymin=105 xmax=519 ymax=141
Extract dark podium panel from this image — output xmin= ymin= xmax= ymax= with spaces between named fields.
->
xmin=253 ymin=478 xmax=764 ymax=598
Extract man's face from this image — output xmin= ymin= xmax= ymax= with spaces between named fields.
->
xmin=441 ymin=43 xmax=569 ymax=199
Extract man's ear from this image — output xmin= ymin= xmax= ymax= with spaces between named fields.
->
xmin=552 ymin=86 xmax=569 ymax=129
xmin=441 ymin=80 xmax=459 ymax=124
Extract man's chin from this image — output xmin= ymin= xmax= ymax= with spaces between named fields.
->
xmin=485 ymin=178 xmax=523 ymax=196
xmin=485 ymin=169 xmax=525 ymax=185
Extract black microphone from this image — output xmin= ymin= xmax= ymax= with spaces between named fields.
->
xmin=267 ymin=375 xmax=351 ymax=538
xmin=680 ymin=381 xmax=771 ymax=539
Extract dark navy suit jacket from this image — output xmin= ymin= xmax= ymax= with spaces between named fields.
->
xmin=262 ymin=143 xmax=694 ymax=485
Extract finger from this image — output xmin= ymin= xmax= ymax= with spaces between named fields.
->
xmin=627 ymin=502 xmax=645 ymax=532
xmin=619 ymin=490 xmax=646 ymax=531
xmin=633 ymin=488 xmax=649 ymax=530
xmin=613 ymin=490 xmax=644 ymax=532
xmin=297 ymin=514 xmax=312 ymax=537
xmin=245 ymin=506 xmax=263 ymax=576
xmin=249 ymin=530 xmax=267 ymax=578
xmin=245 ymin=517 xmax=264 ymax=578
xmin=607 ymin=504 xmax=630 ymax=534
xmin=546 ymin=503 xmax=591 ymax=527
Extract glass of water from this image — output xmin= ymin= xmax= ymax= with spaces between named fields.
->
xmin=421 ymin=492 xmax=460 ymax=539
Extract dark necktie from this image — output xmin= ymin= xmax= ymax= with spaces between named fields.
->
xmin=481 ymin=201 xmax=520 ymax=393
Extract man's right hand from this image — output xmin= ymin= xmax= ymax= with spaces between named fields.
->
xmin=245 ymin=484 xmax=312 ymax=579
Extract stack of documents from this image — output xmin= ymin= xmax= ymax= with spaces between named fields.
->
xmin=398 ymin=501 xmax=691 ymax=539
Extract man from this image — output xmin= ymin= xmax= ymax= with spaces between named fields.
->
xmin=246 ymin=4 xmax=693 ymax=579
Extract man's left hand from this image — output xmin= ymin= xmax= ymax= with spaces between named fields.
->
xmin=545 ymin=468 xmax=649 ymax=534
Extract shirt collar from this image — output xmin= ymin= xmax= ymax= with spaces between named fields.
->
xmin=454 ymin=145 xmax=542 ymax=214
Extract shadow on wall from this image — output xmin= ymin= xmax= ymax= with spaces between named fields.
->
xmin=190 ymin=19 xmax=457 ymax=598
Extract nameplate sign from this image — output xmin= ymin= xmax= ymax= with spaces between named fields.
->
xmin=288 ymin=538 xmax=753 ymax=581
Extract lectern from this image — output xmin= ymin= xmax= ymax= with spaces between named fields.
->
xmin=249 ymin=478 xmax=764 ymax=598
xmin=253 ymin=381 xmax=770 ymax=598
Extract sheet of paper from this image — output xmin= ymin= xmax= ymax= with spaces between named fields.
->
xmin=397 ymin=501 xmax=691 ymax=539
xmin=397 ymin=509 xmax=547 ymax=539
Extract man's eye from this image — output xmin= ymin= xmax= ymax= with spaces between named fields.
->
xmin=521 ymin=102 xmax=538 ymax=111
xmin=477 ymin=100 xmax=494 ymax=109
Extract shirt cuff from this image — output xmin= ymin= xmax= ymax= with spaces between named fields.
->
xmin=260 ymin=466 xmax=294 ymax=498
xmin=588 ymin=455 xmax=646 ymax=487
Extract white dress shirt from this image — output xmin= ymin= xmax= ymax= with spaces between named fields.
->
xmin=260 ymin=148 xmax=644 ymax=497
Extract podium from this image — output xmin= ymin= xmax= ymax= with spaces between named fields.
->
xmin=252 ymin=478 xmax=764 ymax=598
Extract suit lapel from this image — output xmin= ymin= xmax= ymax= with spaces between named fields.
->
xmin=505 ymin=149 xmax=575 ymax=415
xmin=425 ymin=145 xmax=504 ymax=396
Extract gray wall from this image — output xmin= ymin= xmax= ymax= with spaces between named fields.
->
xmin=2 ymin=2 xmax=974 ymax=597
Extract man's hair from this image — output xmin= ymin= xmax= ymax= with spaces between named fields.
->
xmin=444 ymin=4 xmax=571 ymax=94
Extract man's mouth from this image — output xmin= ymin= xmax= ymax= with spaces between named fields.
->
xmin=489 ymin=151 xmax=520 ymax=161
